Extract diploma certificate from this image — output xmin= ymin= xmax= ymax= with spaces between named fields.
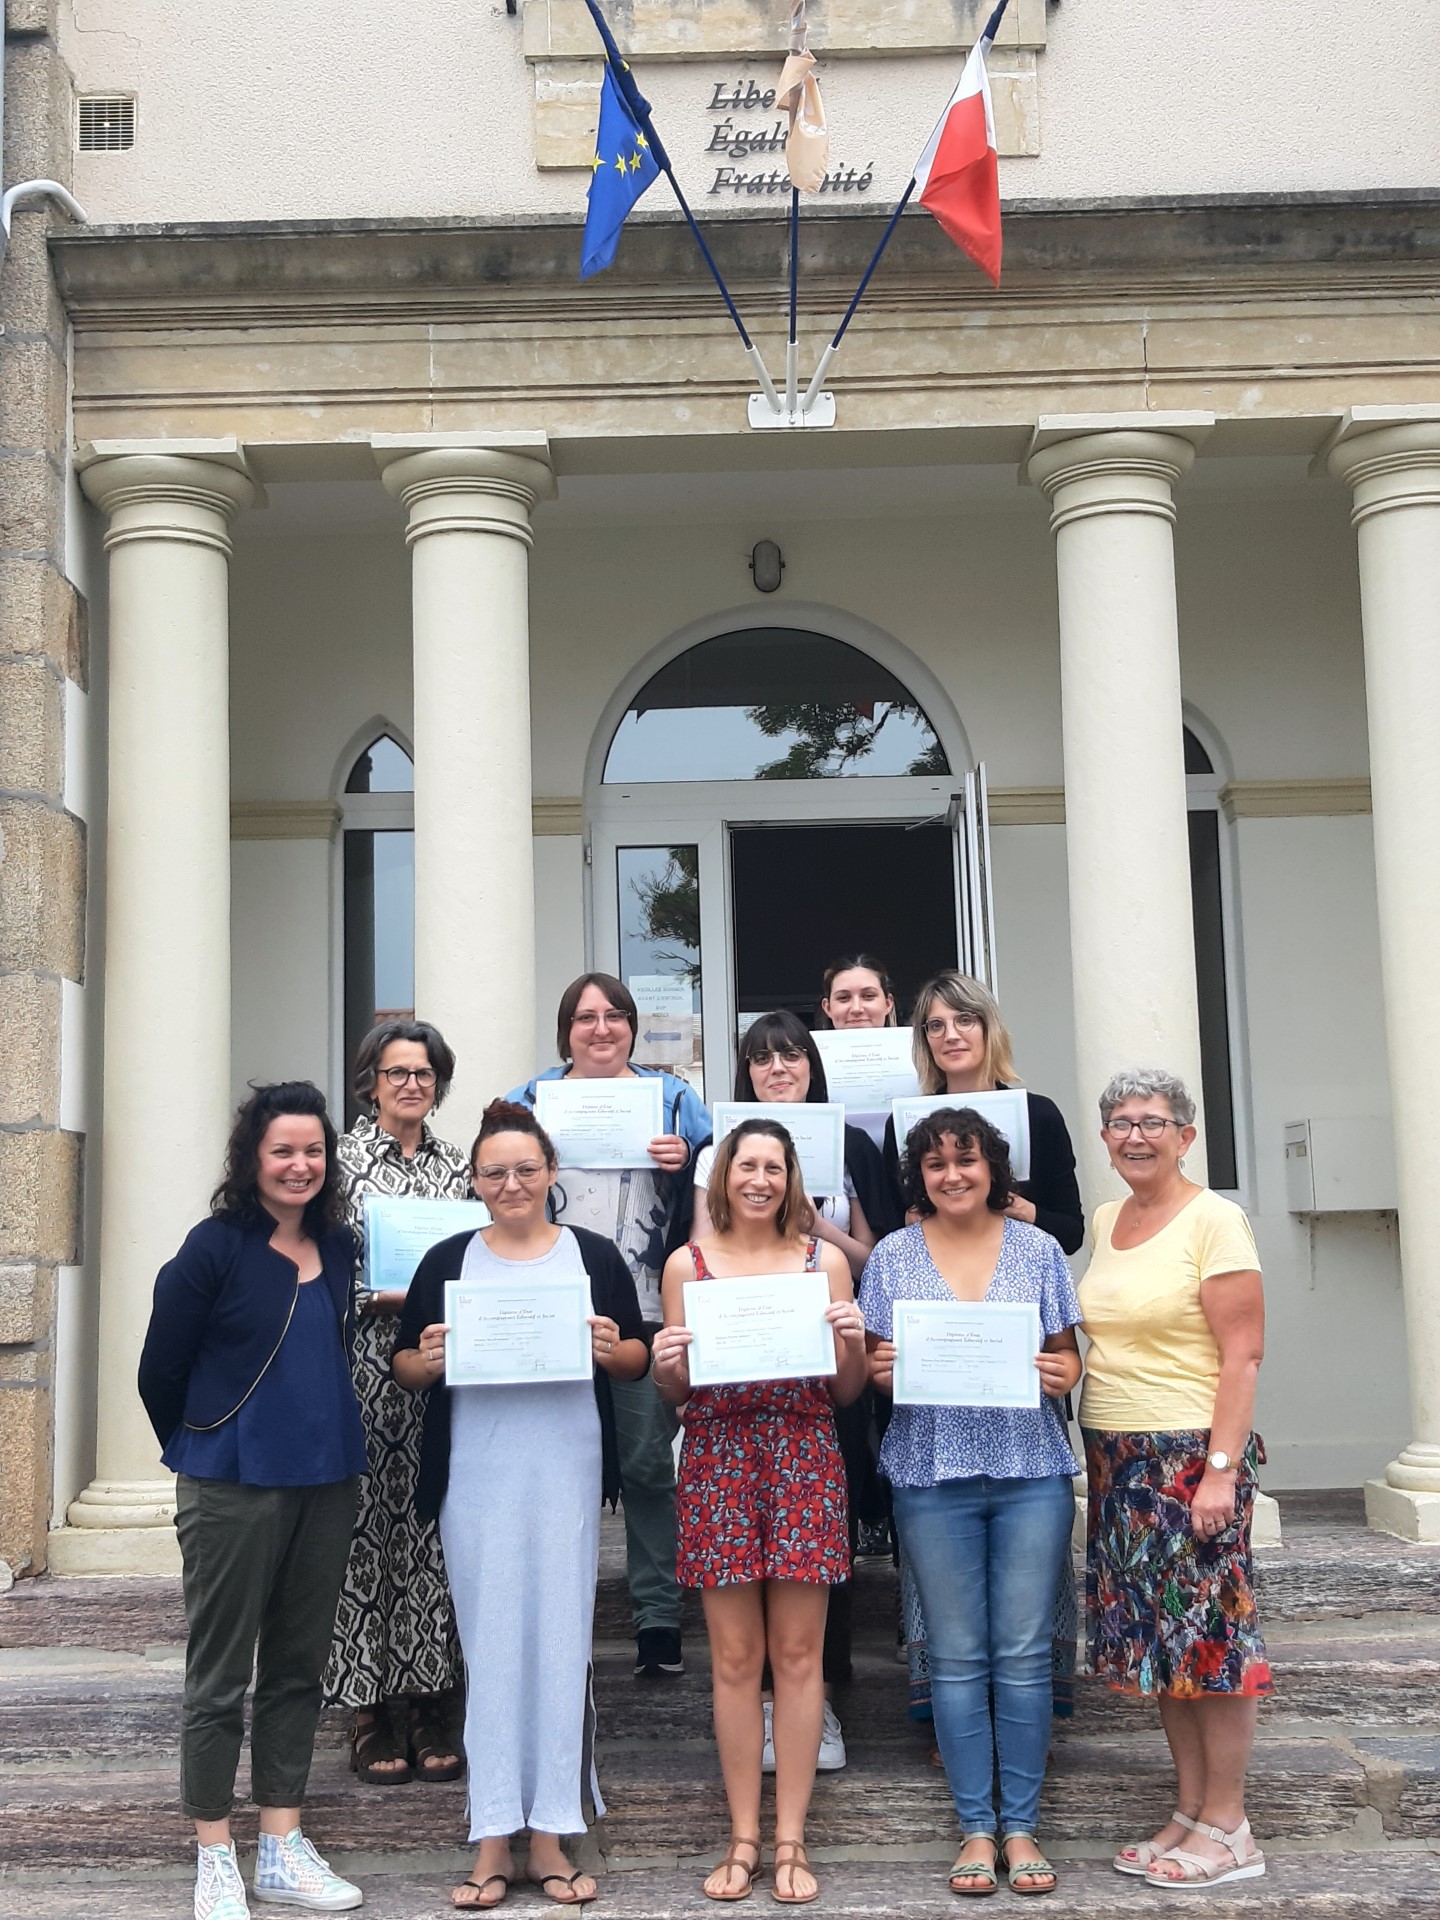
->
xmin=890 ymin=1087 xmax=1032 ymax=1180
xmin=360 ymin=1194 xmax=492 ymax=1293
xmin=893 ymin=1300 xmax=1042 ymax=1408
xmin=443 ymin=1275 xmax=592 ymax=1387
xmin=534 ymin=1076 xmax=666 ymax=1170
xmin=683 ymin=1271 xmax=837 ymax=1388
xmin=811 ymin=1026 xmax=921 ymax=1112
xmin=711 ymin=1102 xmax=846 ymax=1197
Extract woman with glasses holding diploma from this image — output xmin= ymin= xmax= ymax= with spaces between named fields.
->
xmin=653 ymin=1119 xmax=868 ymax=1905
xmin=395 ymin=1100 xmax=648 ymax=1910
xmin=326 ymin=1019 xmax=471 ymax=1789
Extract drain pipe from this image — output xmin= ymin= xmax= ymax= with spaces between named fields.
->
xmin=0 ymin=27 xmax=87 ymax=273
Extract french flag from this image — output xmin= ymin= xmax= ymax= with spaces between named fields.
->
xmin=912 ymin=0 xmax=1008 ymax=284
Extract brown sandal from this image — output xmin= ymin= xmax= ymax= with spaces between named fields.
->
xmin=771 ymin=1841 xmax=818 ymax=1906
xmin=348 ymin=1707 xmax=412 ymax=1786
xmin=408 ymin=1697 xmax=465 ymax=1783
xmin=704 ymin=1838 xmax=763 ymax=1902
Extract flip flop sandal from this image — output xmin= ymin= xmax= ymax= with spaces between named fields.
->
xmin=451 ymin=1875 xmax=510 ymax=1910
xmin=704 ymin=1839 xmax=763 ymax=1903
xmin=1114 ymin=1811 xmax=1198 ymax=1876
xmin=949 ymin=1836 xmax=998 ymax=1896
xmin=1144 ymin=1816 xmax=1266 ymax=1890
xmin=528 ymin=1870 xmax=598 ymax=1906
xmin=771 ymin=1841 xmax=819 ymax=1906
xmin=348 ymin=1710 xmax=412 ymax=1786
xmin=1000 ymin=1834 xmax=1058 ymax=1896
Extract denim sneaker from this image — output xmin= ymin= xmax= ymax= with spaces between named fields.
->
xmin=195 ymin=1841 xmax=250 ymax=1920
xmin=253 ymin=1829 xmax=362 ymax=1911
xmin=634 ymin=1625 xmax=684 ymax=1677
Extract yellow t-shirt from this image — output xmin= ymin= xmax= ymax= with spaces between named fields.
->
xmin=1078 ymin=1187 xmax=1261 ymax=1432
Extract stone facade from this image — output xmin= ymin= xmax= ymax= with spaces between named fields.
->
xmin=0 ymin=2 xmax=83 ymax=1577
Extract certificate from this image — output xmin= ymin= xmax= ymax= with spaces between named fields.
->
xmin=443 ymin=1275 xmax=592 ymax=1386
xmin=683 ymin=1271 xmax=836 ymax=1388
xmin=711 ymin=1102 xmax=846 ymax=1196
xmin=535 ymin=1075 xmax=665 ymax=1169
xmin=890 ymin=1087 xmax=1032 ymax=1180
xmin=893 ymin=1299 xmax=1042 ymax=1408
xmin=811 ymin=1026 xmax=921 ymax=1111
xmin=360 ymin=1194 xmax=492 ymax=1293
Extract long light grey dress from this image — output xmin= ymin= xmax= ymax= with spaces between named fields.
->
xmin=439 ymin=1227 xmax=604 ymax=1840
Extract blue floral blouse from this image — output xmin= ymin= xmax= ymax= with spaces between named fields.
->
xmin=860 ymin=1218 xmax=1081 ymax=1488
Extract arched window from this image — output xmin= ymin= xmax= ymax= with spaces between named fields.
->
xmin=1185 ymin=725 xmax=1238 ymax=1190
xmin=341 ymin=732 xmax=414 ymax=1124
xmin=602 ymin=629 xmax=951 ymax=784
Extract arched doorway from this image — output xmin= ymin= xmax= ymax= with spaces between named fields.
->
xmin=587 ymin=617 xmax=979 ymax=1099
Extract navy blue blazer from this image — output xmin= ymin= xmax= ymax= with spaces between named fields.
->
xmin=137 ymin=1214 xmax=357 ymax=1449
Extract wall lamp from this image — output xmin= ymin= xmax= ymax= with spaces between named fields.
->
xmin=750 ymin=540 xmax=784 ymax=593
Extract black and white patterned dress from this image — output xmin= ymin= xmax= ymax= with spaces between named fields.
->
xmin=323 ymin=1115 xmax=471 ymax=1708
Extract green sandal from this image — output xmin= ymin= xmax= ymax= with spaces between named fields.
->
xmin=948 ymin=1835 xmax=998 ymax=1896
xmin=1000 ymin=1834 xmax=1057 ymax=1895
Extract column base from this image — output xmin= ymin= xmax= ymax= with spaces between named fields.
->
xmin=1365 ymin=1477 xmax=1440 ymax=1543
xmin=46 ymin=1477 xmax=181 ymax=1573
xmin=1251 ymin=1490 xmax=1283 ymax=1547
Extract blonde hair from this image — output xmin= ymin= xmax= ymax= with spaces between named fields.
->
xmin=706 ymin=1120 xmax=815 ymax=1240
xmin=910 ymin=971 xmax=1018 ymax=1094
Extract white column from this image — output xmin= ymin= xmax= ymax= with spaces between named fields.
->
xmin=375 ymin=435 xmax=555 ymax=1146
xmin=52 ymin=446 xmax=255 ymax=1575
xmin=1027 ymin=416 xmax=1213 ymax=1201
xmin=1327 ymin=409 xmax=1440 ymax=1541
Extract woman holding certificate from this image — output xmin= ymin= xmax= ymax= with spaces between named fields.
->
xmin=653 ymin=1118 xmax=868 ymax=1906
xmin=1080 ymin=1070 xmax=1269 ymax=1890
xmin=326 ymin=1019 xmax=471 ymax=1789
xmin=394 ymin=1100 xmax=649 ymax=1910
xmin=862 ymin=1107 xmax=1083 ymax=1897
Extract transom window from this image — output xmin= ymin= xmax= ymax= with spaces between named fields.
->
xmin=602 ymin=629 xmax=950 ymax=784
xmin=341 ymin=732 xmax=415 ymax=1123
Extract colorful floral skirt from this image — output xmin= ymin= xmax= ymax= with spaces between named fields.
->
xmin=1083 ymin=1428 xmax=1273 ymax=1700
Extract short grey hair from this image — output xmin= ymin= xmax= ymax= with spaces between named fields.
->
xmin=352 ymin=1019 xmax=457 ymax=1109
xmin=1098 ymin=1068 xmax=1197 ymax=1128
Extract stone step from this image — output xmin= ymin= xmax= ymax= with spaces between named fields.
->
xmin=0 ymin=1854 xmax=1433 ymax=1918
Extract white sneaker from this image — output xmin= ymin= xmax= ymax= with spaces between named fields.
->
xmin=761 ymin=1699 xmax=776 ymax=1773
xmin=195 ymin=1841 xmax=250 ymax=1920
xmin=817 ymin=1702 xmax=847 ymax=1772
xmin=253 ymin=1829 xmax=362 ymax=1911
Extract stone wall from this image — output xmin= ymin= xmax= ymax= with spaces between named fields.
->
xmin=0 ymin=0 xmax=83 ymax=1578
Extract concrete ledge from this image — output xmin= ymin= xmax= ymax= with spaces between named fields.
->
xmin=1365 ymin=1478 xmax=1440 ymax=1543
xmin=46 ymin=1524 xmax=182 ymax=1577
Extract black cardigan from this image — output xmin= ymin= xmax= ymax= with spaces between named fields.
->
xmin=883 ymin=1089 xmax=1085 ymax=1255
xmin=396 ymin=1224 xmax=649 ymax=1521
xmin=844 ymin=1122 xmax=904 ymax=1241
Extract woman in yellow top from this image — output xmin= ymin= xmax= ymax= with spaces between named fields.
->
xmin=1079 ymin=1068 xmax=1269 ymax=1892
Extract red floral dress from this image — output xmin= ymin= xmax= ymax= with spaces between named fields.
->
xmin=675 ymin=1240 xmax=851 ymax=1589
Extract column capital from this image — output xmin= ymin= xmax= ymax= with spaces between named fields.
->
xmin=77 ymin=439 xmax=258 ymax=556
xmin=373 ymin=433 xmax=556 ymax=550
xmin=1025 ymin=414 xmax=1213 ymax=532
xmin=1324 ymin=407 xmax=1440 ymax=526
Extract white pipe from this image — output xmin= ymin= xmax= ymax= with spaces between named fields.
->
xmin=2 ymin=180 xmax=88 ymax=238
xmin=746 ymin=343 xmax=783 ymax=414
xmin=801 ymin=340 xmax=837 ymax=412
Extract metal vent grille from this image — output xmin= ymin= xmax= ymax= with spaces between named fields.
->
xmin=77 ymin=97 xmax=135 ymax=152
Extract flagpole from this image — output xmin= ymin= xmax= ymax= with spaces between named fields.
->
xmin=580 ymin=0 xmax=781 ymax=410
xmin=786 ymin=186 xmax=800 ymax=415
xmin=800 ymin=178 xmax=914 ymax=411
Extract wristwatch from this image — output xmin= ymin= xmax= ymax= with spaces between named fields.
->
xmin=1206 ymin=1449 xmax=1233 ymax=1472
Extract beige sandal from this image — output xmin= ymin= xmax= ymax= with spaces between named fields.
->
xmin=704 ymin=1838 xmax=763 ymax=1903
xmin=1145 ymin=1816 xmax=1266 ymax=1889
xmin=771 ymin=1840 xmax=818 ymax=1906
xmin=1114 ymin=1809 xmax=1197 ymax=1876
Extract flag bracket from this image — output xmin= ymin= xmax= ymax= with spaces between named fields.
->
xmin=747 ymin=390 xmax=836 ymax=430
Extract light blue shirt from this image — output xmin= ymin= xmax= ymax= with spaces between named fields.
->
xmin=860 ymin=1219 xmax=1081 ymax=1488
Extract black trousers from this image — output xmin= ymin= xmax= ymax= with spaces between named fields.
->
xmin=176 ymin=1474 xmax=359 ymax=1821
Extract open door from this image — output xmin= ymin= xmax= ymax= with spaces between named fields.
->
xmin=949 ymin=763 xmax=998 ymax=993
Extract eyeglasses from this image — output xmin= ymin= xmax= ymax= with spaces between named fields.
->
xmin=380 ymin=1066 xmax=437 ymax=1088
xmin=1103 ymin=1116 xmax=1182 ymax=1139
xmin=748 ymin=1046 xmax=806 ymax=1068
xmin=571 ymin=1010 xmax=632 ymax=1031
xmin=923 ymin=1012 xmax=982 ymax=1038
xmin=474 ymin=1162 xmax=550 ymax=1184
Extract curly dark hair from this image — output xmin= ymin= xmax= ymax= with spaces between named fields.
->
xmin=210 ymin=1081 xmax=346 ymax=1237
xmin=899 ymin=1106 xmax=1014 ymax=1218
xmin=471 ymin=1098 xmax=558 ymax=1173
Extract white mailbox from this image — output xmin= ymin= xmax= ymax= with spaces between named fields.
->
xmin=1283 ymin=1118 xmax=1397 ymax=1214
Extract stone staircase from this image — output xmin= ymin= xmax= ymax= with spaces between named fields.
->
xmin=1 ymin=1490 xmax=1438 ymax=1917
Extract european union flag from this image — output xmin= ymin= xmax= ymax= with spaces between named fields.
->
xmin=581 ymin=62 xmax=661 ymax=279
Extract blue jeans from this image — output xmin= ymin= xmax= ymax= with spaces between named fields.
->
xmin=893 ymin=1474 xmax=1075 ymax=1837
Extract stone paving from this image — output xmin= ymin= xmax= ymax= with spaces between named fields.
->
xmin=2 ymin=1493 xmax=1439 ymax=1918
